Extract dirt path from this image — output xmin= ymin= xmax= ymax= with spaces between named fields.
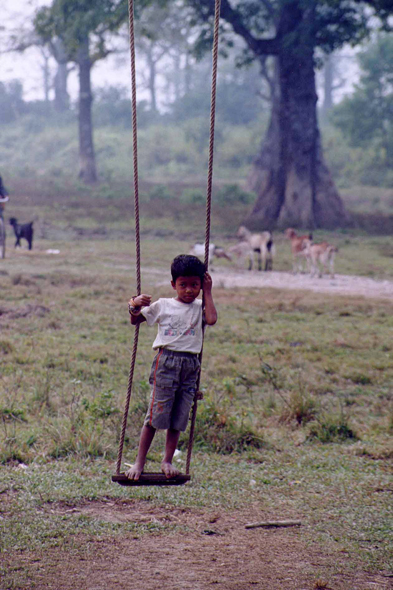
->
xmin=8 ymin=500 xmax=392 ymax=590
xmin=207 ymin=269 xmax=393 ymax=301
xmin=149 ymin=266 xmax=393 ymax=301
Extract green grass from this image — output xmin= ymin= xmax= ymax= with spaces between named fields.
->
xmin=0 ymin=184 xmax=393 ymax=588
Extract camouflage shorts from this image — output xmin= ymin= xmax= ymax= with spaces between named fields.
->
xmin=144 ymin=348 xmax=201 ymax=432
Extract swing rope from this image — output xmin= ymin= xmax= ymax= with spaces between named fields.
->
xmin=115 ymin=0 xmax=141 ymax=476
xmin=186 ymin=0 xmax=221 ymax=476
xmin=115 ymin=0 xmax=221 ymax=479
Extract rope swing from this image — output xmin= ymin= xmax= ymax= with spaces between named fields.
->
xmin=112 ymin=0 xmax=221 ymax=487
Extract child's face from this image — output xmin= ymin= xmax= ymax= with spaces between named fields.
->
xmin=171 ymin=275 xmax=202 ymax=304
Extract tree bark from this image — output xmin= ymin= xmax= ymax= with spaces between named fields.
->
xmin=54 ymin=62 xmax=70 ymax=112
xmin=52 ymin=38 xmax=70 ymax=113
xmin=77 ymin=37 xmax=97 ymax=183
xmin=147 ymin=47 xmax=158 ymax=112
xmin=247 ymin=3 xmax=349 ymax=229
xmin=40 ymin=49 xmax=51 ymax=105
xmin=173 ymin=52 xmax=181 ymax=102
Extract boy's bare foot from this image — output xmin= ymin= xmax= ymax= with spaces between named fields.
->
xmin=125 ymin=463 xmax=144 ymax=480
xmin=161 ymin=461 xmax=180 ymax=478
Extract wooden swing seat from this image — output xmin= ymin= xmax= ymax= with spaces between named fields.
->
xmin=112 ymin=472 xmax=190 ymax=486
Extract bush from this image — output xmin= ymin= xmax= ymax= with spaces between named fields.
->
xmin=187 ymin=394 xmax=264 ymax=454
xmin=308 ymin=412 xmax=357 ymax=443
xmin=149 ymin=184 xmax=173 ymax=200
xmin=280 ymin=389 xmax=317 ymax=425
xmin=216 ymin=126 xmax=256 ymax=170
xmin=181 ymin=188 xmax=205 ymax=204
xmin=215 ymin=184 xmax=254 ymax=205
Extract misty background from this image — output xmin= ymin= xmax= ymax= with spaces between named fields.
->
xmin=1 ymin=0 xmax=393 ymax=230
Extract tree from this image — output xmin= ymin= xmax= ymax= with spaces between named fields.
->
xmin=131 ymin=3 xmax=189 ymax=112
xmin=0 ymin=80 xmax=26 ymax=125
xmin=34 ymin=0 xmax=128 ymax=183
xmin=0 ymin=14 xmax=60 ymax=109
xmin=168 ymin=50 xmax=268 ymax=126
xmin=332 ymin=35 xmax=393 ymax=180
xmin=50 ymin=38 xmax=72 ymax=113
xmin=319 ymin=52 xmax=348 ymax=118
xmin=186 ymin=0 xmax=370 ymax=228
xmin=93 ymin=85 xmax=132 ymax=127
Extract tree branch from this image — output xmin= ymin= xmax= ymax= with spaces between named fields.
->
xmin=221 ymin=0 xmax=278 ymax=55
xmin=259 ymin=0 xmax=275 ymax=21
xmin=189 ymin=0 xmax=279 ymax=56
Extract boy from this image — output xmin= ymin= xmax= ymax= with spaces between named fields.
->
xmin=126 ymin=254 xmax=217 ymax=480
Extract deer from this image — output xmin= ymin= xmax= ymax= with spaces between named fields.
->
xmin=302 ymin=239 xmax=338 ymax=279
xmin=284 ymin=228 xmax=313 ymax=274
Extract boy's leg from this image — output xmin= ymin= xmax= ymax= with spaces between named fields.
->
xmin=161 ymin=428 xmax=181 ymax=478
xmin=125 ymin=423 xmax=156 ymax=480
xmin=161 ymin=354 xmax=200 ymax=477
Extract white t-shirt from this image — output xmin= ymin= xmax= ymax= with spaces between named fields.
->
xmin=141 ymin=298 xmax=203 ymax=353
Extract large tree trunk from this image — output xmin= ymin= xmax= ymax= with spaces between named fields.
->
xmin=41 ymin=49 xmax=51 ymax=105
xmin=147 ymin=48 xmax=158 ymax=112
xmin=247 ymin=5 xmax=349 ymax=229
xmin=77 ymin=37 xmax=97 ymax=183
xmin=172 ymin=52 xmax=181 ymax=102
xmin=52 ymin=38 xmax=70 ymax=113
xmin=54 ymin=62 xmax=70 ymax=112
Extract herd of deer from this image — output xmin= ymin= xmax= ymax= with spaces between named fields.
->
xmin=190 ymin=227 xmax=338 ymax=278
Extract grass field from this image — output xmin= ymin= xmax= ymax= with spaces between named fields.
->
xmin=0 ymin=185 xmax=392 ymax=589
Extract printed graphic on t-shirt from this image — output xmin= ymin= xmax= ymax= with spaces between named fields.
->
xmin=164 ymin=315 xmax=196 ymax=337
xmin=142 ymin=298 xmax=203 ymax=353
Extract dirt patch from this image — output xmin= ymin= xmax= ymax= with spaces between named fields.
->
xmin=48 ymin=497 xmax=201 ymax=527
xmin=5 ymin=499 xmax=391 ymax=590
xmin=206 ymin=270 xmax=393 ymax=301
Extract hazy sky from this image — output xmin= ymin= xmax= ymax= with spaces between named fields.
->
xmin=0 ymin=0 xmax=132 ymax=101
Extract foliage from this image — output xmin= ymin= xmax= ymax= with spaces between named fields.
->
xmin=182 ymin=0 xmax=371 ymax=227
xmin=168 ymin=59 xmax=266 ymax=126
xmin=3 ymin=110 xmax=393 ymax=201
xmin=190 ymin=392 xmax=264 ymax=453
xmin=0 ymin=114 xmax=263 ymax=184
xmin=215 ymin=184 xmax=254 ymax=205
xmin=321 ymin=122 xmax=393 ymax=189
xmin=0 ymin=81 xmax=26 ymax=125
xmin=34 ymin=0 xmax=127 ymax=61
xmin=34 ymin=0 xmax=130 ymax=182
xmin=332 ymin=35 xmax=393 ymax=185
xmin=309 ymin=412 xmax=357 ymax=443
xmin=0 ymin=81 xmax=63 ymax=126
xmin=148 ymin=184 xmax=172 ymax=200
xmin=93 ymin=86 xmax=133 ymax=128
xmin=186 ymin=0 xmax=369 ymax=63
xmin=180 ymin=187 xmax=205 ymax=204
xmin=366 ymin=0 xmax=393 ymax=26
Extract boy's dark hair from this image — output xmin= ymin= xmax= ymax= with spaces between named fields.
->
xmin=171 ymin=254 xmax=205 ymax=282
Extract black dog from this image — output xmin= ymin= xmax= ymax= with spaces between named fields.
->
xmin=9 ymin=217 xmax=34 ymax=250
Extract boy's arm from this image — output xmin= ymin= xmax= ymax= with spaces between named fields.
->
xmin=202 ymin=273 xmax=217 ymax=325
xmin=128 ymin=294 xmax=151 ymax=325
